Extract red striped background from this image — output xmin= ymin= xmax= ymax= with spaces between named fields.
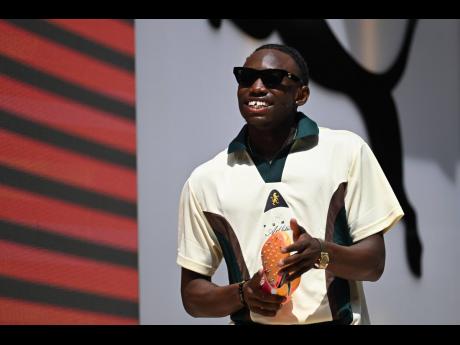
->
xmin=0 ymin=19 xmax=138 ymax=324
xmin=0 ymin=75 xmax=136 ymax=153
xmin=1 ymin=185 xmax=137 ymax=251
xmin=0 ymin=298 xmax=137 ymax=325
xmin=0 ymin=130 xmax=136 ymax=201
xmin=0 ymin=240 xmax=138 ymax=301
xmin=47 ymin=19 xmax=135 ymax=56
xmin=0 ymin=20 xmax=135 ymax=105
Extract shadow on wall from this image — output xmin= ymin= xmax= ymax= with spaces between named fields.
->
xmin=209 ymin=19 xmax=423 ymax=278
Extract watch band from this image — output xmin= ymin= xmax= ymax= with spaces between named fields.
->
xmin=315 ymin=237 xmax=324 ymax=253
xmin=314 ymin=238 xmax=329 ymax=269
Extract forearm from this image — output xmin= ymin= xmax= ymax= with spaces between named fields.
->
xmin=323 ymin=234 xmax=385 ymax=282
xmin=182 ymin=278 xmax=244 ymax=318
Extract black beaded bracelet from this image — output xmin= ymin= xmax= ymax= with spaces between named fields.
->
xmin=238 ymin=280 xmax=248 ymax=307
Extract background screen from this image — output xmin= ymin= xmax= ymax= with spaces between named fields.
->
xmin=0 ymin=19 xmax=138 ymax=325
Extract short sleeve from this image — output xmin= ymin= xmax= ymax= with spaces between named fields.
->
xmin=177 ymin=179 xmax=223 ymax=276
xmin=344 ymin=140 xmax=404 ymax=243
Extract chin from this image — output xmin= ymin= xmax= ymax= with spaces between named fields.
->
xmin=243 ymin=116 xmax=274 ymax=130
xmin=241 ymin=110 xmax=274 ymax=128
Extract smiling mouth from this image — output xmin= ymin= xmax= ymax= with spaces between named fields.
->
xmin=246 ymin=100 xmax=272 ymax=110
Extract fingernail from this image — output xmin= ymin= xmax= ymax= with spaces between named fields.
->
xmin=280 ymin=248 xmax=286 ymax=253
xmin=278 ymin=260 xmax=284 ymax=267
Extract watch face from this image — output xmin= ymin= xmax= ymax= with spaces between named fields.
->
xmin=315 ymin=252 xmax=329 ymax=269
xmin=319 ymin=253 xmax=329 ymax=269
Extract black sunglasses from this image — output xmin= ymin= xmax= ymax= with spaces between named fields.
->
xmin=233 ymin=67 xmax=303 ymax=88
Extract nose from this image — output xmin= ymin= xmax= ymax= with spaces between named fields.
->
xmin=249 ymin=78 xmax=268 ymax=95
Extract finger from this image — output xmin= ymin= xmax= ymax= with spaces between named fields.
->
xmin=282 ymin=233 xmax=317 ymax=254
xmin=262 ymin=293 xmax=286 ymax=304
xmin=278 ymin=253 xmax=304 ymax=271
xmin=282 ymin=241 xmax=303 ymax=254
xmin=286 ymin=265 xmax=312 ymax=282
xmin=286 ymin=269 xmax=309 ymax=282
xmin=249 ymin=268 xmax=264 ymax=287
xmin=249 ymin=298 xmax=282 ymax=312
xmin=280 ymin=261 xmax=308 ymax=278
xmin=259 ymin=273 xmax=265 ymax=287
xmin=252 ymin=285 xmax=286 ymax=304
xmin=253 ymin=307 xmax=277 ymax=317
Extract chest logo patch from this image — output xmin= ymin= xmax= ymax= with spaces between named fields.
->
xmin=264 ymin=189 xmax=288 ymax=212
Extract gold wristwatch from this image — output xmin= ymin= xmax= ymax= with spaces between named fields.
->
xmin=314 ymin=238 xmax=329 ymax=269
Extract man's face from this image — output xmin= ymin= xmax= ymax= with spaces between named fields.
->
xmin=236 ymin=49 xmax=307 ymax=131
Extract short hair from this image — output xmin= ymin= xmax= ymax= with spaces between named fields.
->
xmin=254 ymin=43 xmax=309 ymax=86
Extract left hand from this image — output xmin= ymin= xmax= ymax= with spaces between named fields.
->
xmin=278 ymin=218 xmax=322 ymax=282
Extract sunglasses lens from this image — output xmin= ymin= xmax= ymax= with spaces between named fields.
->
xmin=235 ymin=69 xmax=257 ymax=87
xmin=261 ymin=70 xmax=285 ymax=87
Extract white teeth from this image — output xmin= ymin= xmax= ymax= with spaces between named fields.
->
xmin=248 ymin=100 xmax=269 ymax=108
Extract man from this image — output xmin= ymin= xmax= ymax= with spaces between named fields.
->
xmin=177 ymin=44 xmax=404 ymax=325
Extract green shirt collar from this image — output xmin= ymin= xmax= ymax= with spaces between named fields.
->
xmin=227 ymin=112 xmax=319 ymax=154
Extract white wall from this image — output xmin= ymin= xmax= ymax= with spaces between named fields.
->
xmin=136 ymin=19 xmax=460 ymax=324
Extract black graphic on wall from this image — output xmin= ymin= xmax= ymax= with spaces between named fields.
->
xmin=210 ymin=19 xmax=423 ymax=278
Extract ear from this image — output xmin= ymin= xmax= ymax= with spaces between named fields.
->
xmin=295 ymin=85 xmax=310 ymax=107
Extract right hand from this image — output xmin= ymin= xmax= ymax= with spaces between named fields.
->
xmin=242 ymin=268 xmax=286 ymax=317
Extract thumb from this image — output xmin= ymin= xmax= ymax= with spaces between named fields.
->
xmin=256 ymin=268 xmax=264 ymax=278
xmin=252 ymin=268 xmax=264 ymax=286
xmin=290 ymin=218 xmax=301 ymax=241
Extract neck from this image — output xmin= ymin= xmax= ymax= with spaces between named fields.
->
xmin=247 ymin=114 xmax=298 ymax=161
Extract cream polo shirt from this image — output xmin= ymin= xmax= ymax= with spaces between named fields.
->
xmin=177 ymin=112 xmax=404 ymax=325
